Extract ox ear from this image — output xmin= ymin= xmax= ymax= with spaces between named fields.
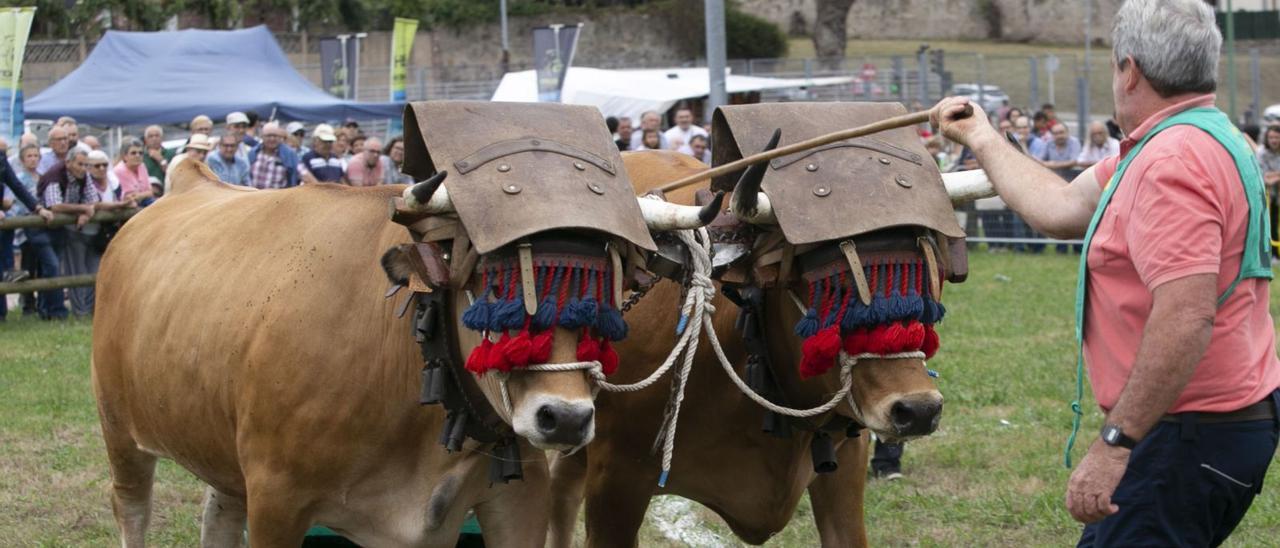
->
xmin=381 ymin=245 xmax=416 ymax=286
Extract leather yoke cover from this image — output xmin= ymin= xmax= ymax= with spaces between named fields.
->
xmin=402 ymin=101 xmax=656 ymax=253
xmin=711 ymin=102 xmax=964 ymax=245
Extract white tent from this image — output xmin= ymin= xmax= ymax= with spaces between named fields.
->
xmin=490 ymin=67 xmax=853 ymax=120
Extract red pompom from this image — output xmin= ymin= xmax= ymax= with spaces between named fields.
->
xmin=922 ymin=324 xmax=940 ymax=358
xmin=800 ymin=325 xmax=841 ymax=378
xmin=599 ymin=339 xmax=619 ymax=376
xmin=529 ymin=330 xmax=554 ymax=364
xmin=487 ymin=333 xmax=513 ymax=372
xmin=839 ymin=330 xmax=870 ymax=355
xmin=466 ymin=337 xmax=493 ymax=375
xmin=504 ymin=330 xmax=532 ymax=368
xmin=883 ymin=322 xmax=908 ymax=353
xmin=577 ymin=335 xmax=601 ymax=362
xmin=903 ymin=321 xmax=926 ymax=351
xmin=865 ymin=324 xmax=893 ymax=354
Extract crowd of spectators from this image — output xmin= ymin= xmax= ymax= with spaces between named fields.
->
xmin=0 ymin=112 xmax=416 ymax=322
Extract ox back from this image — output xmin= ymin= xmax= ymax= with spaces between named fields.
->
xmin=92 ymin=161 xmax=552 ymax=547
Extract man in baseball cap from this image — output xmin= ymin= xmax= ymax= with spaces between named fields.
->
xmin=286 ymin=122 xmax=308 ymax=155
xmin=299 ymin=124 xmax=344 ymax=184
xmin=225 ymin=112 xmax=251 ymax=158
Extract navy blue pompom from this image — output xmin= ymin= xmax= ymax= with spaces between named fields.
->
xmin=794 ymin=307 xmax=820 ymax=337
xmin=532 ymin=296 xmax=557 ymax=331
xmin=462 ymin=300 xmax=492 ymax=331
xmin=493 ymin=298 xmax=526 ymax=330
xmin=596 ymin=305 xmax=628 ymax=341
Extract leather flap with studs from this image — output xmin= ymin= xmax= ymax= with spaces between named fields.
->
xmin=711 ymin=102 xmax=964 ymax=245
xmin=401 ymin=100 xmax=656 ymax=253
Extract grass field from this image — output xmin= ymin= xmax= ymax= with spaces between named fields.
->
xmin=3 ymin=251 xmax=1279 ymax=546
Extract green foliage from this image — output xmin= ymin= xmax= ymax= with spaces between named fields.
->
xmin=652 ymin=0 xmax=788 ymax=60
xmin=724 ymin=4 xmax=787 ymax=59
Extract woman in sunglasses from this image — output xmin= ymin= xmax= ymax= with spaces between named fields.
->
xmin=113 ymin=138 xmax=154 ymax=207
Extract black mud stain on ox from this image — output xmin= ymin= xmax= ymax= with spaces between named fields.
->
xmin=425 ymin=473 xmax=459 ymax=531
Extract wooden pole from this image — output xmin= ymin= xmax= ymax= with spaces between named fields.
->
xmin=0 ymin=274 xmax=96 ymax=295
xmin=654 ymin=106 xmax=968 ymax=194
xmin=0 ymin=208 xmax=139 ymax=230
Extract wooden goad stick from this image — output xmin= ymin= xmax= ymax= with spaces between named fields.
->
xmin=655 ymin=105 xmax=971 ymax=194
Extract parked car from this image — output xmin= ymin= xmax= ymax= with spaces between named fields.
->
xmin=949 ymin=83 xmax=1010 ymax=114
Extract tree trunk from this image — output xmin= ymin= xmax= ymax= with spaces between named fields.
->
xmin=813 ymin=0 xmax=856 ymax=70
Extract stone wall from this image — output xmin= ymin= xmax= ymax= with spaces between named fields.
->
xmin=737 ymin=0 xmax=1123 ymax=46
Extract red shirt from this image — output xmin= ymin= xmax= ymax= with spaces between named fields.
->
xmin=1086 ymin=94 xmax=1280 ymax=413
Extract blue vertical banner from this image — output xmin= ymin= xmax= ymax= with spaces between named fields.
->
xmin=0 ymin=7 xmax=36 ymax=141
xmin=320 ymin=36 xmax=360 ymax=100
xmin=532 ymin=23 xmax=583 ymax=103
xmin=388 ymin=18 xmax=418 ymax=137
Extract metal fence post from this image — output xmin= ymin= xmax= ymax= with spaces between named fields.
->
xmin=1076 ymin=75 xmax=1088 ymax=143
xmin=1249 ymin=47 xmax=1261 ymax=125
xmin=892 ymin=55 xmax=905 ymax=103
xmin=977 ymin=53 xmax=986 ymax=113
xmin=917 ymin=50 xmax=928 ymax=106
xmin=1029 ymin=55 xmax=1040 ymax=112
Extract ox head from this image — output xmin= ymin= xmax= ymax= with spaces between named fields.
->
xmin=390 ymin=171 xmax=720 ymax=453
xmin=712 ymin=103 xmax=993 ymax=442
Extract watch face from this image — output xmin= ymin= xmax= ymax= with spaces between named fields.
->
xmin=1103 ymin=428 xmax=1119 ymax=443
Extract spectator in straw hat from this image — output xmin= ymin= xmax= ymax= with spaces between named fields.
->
xmin=164 ymin=133 xmax=214 ymax=193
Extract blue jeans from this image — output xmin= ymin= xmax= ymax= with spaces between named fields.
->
xmin=23 ymin=228 xmax=67 ymax=319
xmin=1079 ymin=390 xmax=1280 ymax=547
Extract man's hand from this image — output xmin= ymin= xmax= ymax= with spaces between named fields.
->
xmin=148 ymin=148 xmax=165 ymax=163
xmin=929 ymin=97 xmax=997 ymax=148
xmin=75 ymin=213 xmax=91 ymax=228
xmin=37 ymin=207 xmax=54 ymax=222
xmin=0 ymin=210 xmax=5 ymax=220
xmin=1066 ymin=439 xmax=1129 ymax=523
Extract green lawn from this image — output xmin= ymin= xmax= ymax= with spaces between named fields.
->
xmin=2 ymin=252 xmax=1279 ymax=545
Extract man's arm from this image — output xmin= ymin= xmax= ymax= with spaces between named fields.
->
xmin=1065 ymin=274 xmax=1216 ymax=523
xmin=1106 ymin=273 xmax=1217 ymax=440
xmin=932 ymin=97 xmax=1101 ymax=239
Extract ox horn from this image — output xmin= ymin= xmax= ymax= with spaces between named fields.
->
xmin=403 ymin=171 xmax=453 ymax=213
xmin=729 ymin=128 xmax=782 ymax=225
xmin=637 ymin=191 xmax=725 ymax=231
xmin=941 ymin=169 xmax=997 ymax=206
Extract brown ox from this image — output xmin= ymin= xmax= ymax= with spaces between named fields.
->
xmin=91 ymin=159 xmax=639 ymax=547
xmin=549 ymin=150 xmax=946 ymax=546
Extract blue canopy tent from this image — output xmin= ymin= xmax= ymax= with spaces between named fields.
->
xmin=27 ymin=26 xmax=403 ymax=125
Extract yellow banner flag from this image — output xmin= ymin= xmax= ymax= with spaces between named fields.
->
xmin=0 ymin=7 xmax=36 ymax=140
xmin=389 ymin=17 xmax=418 ymax=136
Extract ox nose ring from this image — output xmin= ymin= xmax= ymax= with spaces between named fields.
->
xmin=535 ymin=404 xmax=594 ymax=446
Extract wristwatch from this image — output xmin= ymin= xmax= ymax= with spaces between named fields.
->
xmin=1100 ymin=424 xmax=1138 ymax=449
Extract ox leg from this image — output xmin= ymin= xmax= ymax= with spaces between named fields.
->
xmin=547 ymin=449 xmax=589 ymax=548
xmin=807 ymin=435 xmax=870 ymax=548
xmin=473 ymin=450 xmax=552 ymax=548
xmin=243 ymin=480 xmax=311 ymax=548
xmin=582 ymin=462 xmax=657 ymax=548
xmin=200 ymin=485 xmax=247 ymax=547
xmin=104 ymin=442 xmax=157 ymax=547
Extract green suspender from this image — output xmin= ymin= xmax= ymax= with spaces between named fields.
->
xmin=1065 ymin=107 xmax=1272 ymax=467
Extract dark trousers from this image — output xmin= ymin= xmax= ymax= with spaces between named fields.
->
xmin=23 ymin=228 xmax=67 ymax=319
xmin=19 ymin=240 xmax=38 ymax=312
xmin=1078 ymin=390 xmax=1280 ymax=547
xmin=0 ymin=228 xmax=11 ymax=319
xmin=871 ymin=439 xmax=903 ymax=469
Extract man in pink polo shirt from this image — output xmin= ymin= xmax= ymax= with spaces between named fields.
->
xmin=932 ymin=0 xmax=1280 ymax=545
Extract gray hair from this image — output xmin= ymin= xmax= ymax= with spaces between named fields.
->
xmin=1112 ymin=0 xmax=1220 ymax=97
xmin=118 ymin=137 xmax=143 ymax=160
